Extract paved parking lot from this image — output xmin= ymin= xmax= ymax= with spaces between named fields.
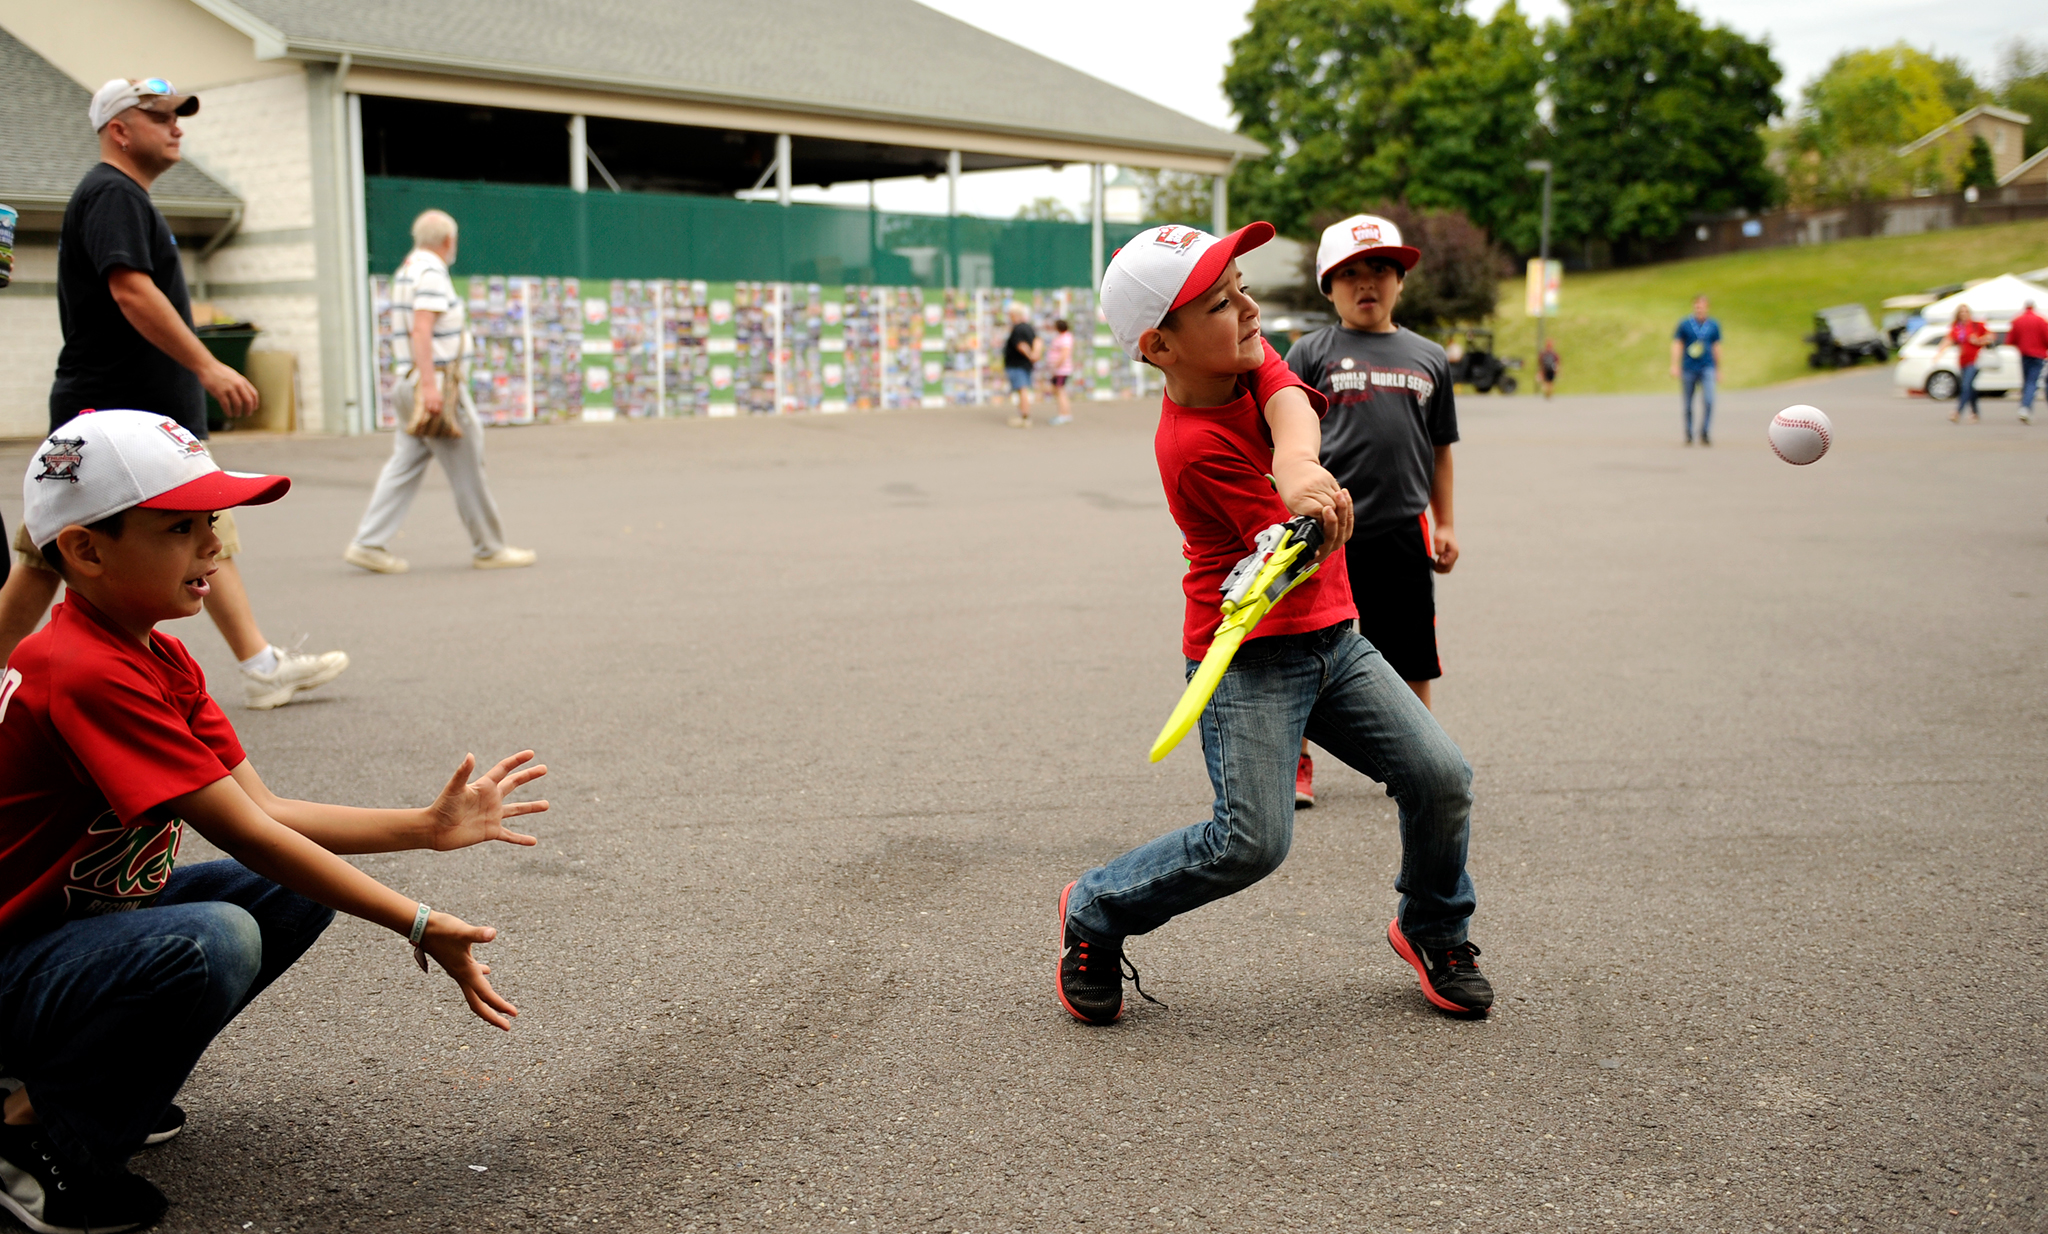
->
xmin=2 ymin=368 xmax=2042 ymax=1232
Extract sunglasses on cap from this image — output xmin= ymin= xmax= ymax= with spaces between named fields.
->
xmin=134 ymin=77 xmax=176 ymax=96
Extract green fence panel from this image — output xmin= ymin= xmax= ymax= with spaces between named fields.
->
xmin=366 ymin=177 xmax=1101 ymax=289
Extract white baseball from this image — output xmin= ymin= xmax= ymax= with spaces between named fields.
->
xmin=1769 ymin=405 xmax=1832 ymax=465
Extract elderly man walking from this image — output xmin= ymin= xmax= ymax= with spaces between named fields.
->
xmin=0 ymin=77 xmax=349 ymax=709
xmin=344 ymin=210 xmax=534 ymax=573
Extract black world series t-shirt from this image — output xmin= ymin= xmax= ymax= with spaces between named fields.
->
xmin=50 ymin=164 xmax=206 ymax=437
xmin=1003 ymin=322 xmax=1038 ymax=370
xmin=1284 ymin=324 xmax=1458 ymax=530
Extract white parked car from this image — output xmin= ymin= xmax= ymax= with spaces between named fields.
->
xmin=1893 ymin=322 xmax=2022 ymax=400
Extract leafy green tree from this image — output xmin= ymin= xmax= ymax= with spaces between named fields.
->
xmin=1996 ymin=39 xmax=2048 ymax=159
xmin=1223 ymin=0 xmax=1480 ymax=239
xmin=1221 ymin=0 xmax=1776 ymax=262
xmin=1393 ymin=5 xmax=1546 ymax=251
xmin=1542 ymin=0 xmax=1781 ymax=260
xmin=1133 ymin=170 xmax=1213 ymax=227
xmin=1959 ymin=136 xmax=1997 ymax=191
xmin=1015 ymin=197 xmax=1075 ymax=222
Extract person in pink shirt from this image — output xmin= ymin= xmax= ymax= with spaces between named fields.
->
xmin=2008 ymin=299 xmax=2048 ymax=424
xmin=1047 ymin=318 xmax=1076 ymax=425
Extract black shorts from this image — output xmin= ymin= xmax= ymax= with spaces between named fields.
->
xmin=1345 ymin=514 xmax=1440 ymax=682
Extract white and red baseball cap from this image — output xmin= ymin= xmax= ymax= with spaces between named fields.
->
xmin=1315 ymin=214 xmax=1421 ymax=290
xmin=1100 ymin=222 xmax=1276 ymax=359
xmin=23 ymin=410 xmax=288 ymax=549
xmin=90 ymin=77 xmax=199 ymax=132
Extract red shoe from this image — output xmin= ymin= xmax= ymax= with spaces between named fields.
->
xmin=1295 ymin=753 xmax=1315 ymax=808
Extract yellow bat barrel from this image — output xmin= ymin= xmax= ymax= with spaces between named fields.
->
xmin=1148 ymin=625 xmax=1247 ymax=763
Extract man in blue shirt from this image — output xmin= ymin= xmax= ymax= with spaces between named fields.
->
xmin=1670 ymin=294 xmax=1722 ymax=445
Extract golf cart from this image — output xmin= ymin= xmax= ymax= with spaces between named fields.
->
xmin=1805 ymin=305 xmax=1889 ymax=369
xmin=1444 ymin=328 xmax=1519 ymax=394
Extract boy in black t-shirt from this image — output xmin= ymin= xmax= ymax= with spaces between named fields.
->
xmin=1284 ymin=215 xmax=1460 ymax=806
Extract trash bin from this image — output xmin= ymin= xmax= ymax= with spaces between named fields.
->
xmin=196 ymin=322 xmax=259 ymax=432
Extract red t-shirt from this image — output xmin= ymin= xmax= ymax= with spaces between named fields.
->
xmin=1157 ymin=341 xmax=1358 ymax=659
xmin=2007 ymin=310 xmax=2048 ymax=359
xmin=1950 ymin=320 xmax=1993 ymax=366
xmin=0 ymin=595 xmax=244 ymax=942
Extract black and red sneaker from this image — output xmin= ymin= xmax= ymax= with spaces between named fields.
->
xmin=1057 ymin=881 xmax=1123 ymax=1024
xmin=1295 ymin=753 xmax=1315 ymax=808
xmin=1387 ymin=917 xmax=1493 ymax=1017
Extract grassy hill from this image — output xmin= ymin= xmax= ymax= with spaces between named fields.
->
xmin=1481 ymin=220 xmax=2048 ymax=394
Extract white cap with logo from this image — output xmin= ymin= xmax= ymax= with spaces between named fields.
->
xmin=1099 ymin=221 xmax=1276 ymax=360
xmin=1315 ymin=214 xmax=1422 ymax=290
xmin=89 ymin=77 xmax=199 ymax=133
xmin=23 ymin=410 xmax=289 ymax=549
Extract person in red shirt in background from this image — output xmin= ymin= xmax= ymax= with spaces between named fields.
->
xmin=0 ymin=411 xmax=547 ymax=1231
xmin=1946 ymin=305 xmax=1994 ymax=423
xmin=1053 ymin=223 xmax=1490 ymax=1028
xmin=2008 ymin=298 xmax=2048 ymax=425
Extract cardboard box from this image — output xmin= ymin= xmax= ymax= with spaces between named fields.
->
xmin=243 ymin=350 xmax=297 ymax=432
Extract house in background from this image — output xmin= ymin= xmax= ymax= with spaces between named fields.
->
xmin=0 ymin=0 xmax=1258 ymax=437
xmin=1896 ymin=104 xmax=2033 ymax=194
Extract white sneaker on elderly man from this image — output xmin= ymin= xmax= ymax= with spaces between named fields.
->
xmin=473 ymin=547 xmax=537 ymax=570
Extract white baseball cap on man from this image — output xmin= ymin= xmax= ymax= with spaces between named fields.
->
xmin=1315 ymin=214 xmax=1421 ymax=291
xmin=23 ymin=410 xmax=288 ymax=550
xmin=89 ymin=77 xmax=199 ymax=132
xmin=1099 ymin=221 xmax=1276 ymax=359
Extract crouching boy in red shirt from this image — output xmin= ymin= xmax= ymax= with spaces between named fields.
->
xmin=0 ymin=410 xmax=547 ymax=1232
xmin=1055 ymin=224 xmax=1490 ymax=1026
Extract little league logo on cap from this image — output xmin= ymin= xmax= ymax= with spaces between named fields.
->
xmin=90 ymin=77 xmax=199 ymax=132
xmin=1100 ymin=221 xmax=1277 ymax=359
xmin=22 ymin=410 xmax=288 ymax=549
xmin=1316 ymin=213 xmax=1422 ymax=290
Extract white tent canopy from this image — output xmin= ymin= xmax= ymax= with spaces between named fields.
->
xmin=1922 ymin=273 xmax=2048 ymax=324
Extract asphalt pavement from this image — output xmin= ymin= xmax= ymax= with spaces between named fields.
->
xmin=0 ymin=367 xmax=2042 ymax=1233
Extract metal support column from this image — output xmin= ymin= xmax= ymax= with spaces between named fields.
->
xmin=1090 ymin=163 xmax=1105 ymax=291
xmin=1211 ymin=173 xmax=1228 ymax=236
xmin=569 ymin=115 xmax=588 ymax=192
xmin=775 ymin=134 xmax=792 ymax=206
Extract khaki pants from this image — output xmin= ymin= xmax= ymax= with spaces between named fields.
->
xmin=15 ymin=509 xmax=241 ymax=573
xmin=351 ymin=385 xmax=507 ymax=557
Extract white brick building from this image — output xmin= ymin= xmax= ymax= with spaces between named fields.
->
xmin=0 ymin=0 xmax=1258 ymax=437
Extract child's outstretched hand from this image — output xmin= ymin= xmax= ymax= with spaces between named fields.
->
xmin=426 ymin=751 xmax=548 ymax=852
xmin=419 ymin=912 xmax=519 ymax=1029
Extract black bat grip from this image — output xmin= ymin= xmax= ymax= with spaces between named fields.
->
xmin=1284 ymin=514 xmax=1324 ymax=555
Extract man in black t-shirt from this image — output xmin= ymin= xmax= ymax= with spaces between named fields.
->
xmin=1000 ymin=304 xmax=1042 ymax=427
xmin=0 ymin=77 xmax=348 ymax=711
xmin=1284 ymin=214 xmax=1460 ymax=807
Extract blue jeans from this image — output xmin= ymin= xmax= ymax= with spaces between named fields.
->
xmin=1006 ymin=366 xmax=1033 ymax=392
xmin=1682 ymin=367 xmax=1715 ymax=440
xmin=1067 ymin=623 xmax=1476 ymax=948
xmin=0 ymin=859 xmax=332 ymax=1172
xmin=2019 ymin=355 xmax=2042 ymax=412
xmin=1958 ymin=364 xmax=1980 ymax=416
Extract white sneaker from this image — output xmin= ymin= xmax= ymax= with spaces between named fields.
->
xmin=343 ymin=543 xmax=409 ymax=574
xmin=473 ymin=547 xmax=537 ymax=570
xmin=243 ymin=648 xmax=351 ymax=710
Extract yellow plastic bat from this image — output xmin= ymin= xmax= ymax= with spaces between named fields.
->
xmin=1149 ymin=516 xmax=1325 ymax=763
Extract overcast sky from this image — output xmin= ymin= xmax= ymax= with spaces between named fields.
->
xmin=762 ymin=0 xmax=2043 ymax=217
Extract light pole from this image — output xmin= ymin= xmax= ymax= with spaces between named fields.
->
xmin=1525 ymin=160 xmax=1553 ymax=369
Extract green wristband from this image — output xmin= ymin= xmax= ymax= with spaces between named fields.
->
xmin=409 ymin=902 xmax=430 ymax=946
